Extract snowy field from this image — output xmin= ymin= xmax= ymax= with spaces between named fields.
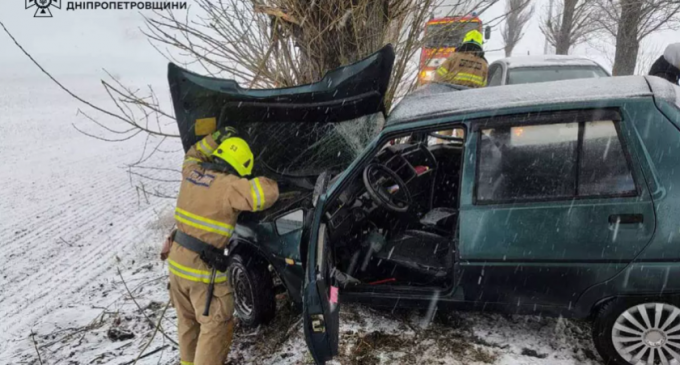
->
xmin=0 ymin=76 xmax=603 ymax=365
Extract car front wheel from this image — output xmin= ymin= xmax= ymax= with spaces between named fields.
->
xmin=593 ymin=298 xmax=680 ymax=365
xmin=228 ymin=253 xmax=276 ymax=327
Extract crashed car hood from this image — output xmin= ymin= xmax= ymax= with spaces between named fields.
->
xmin=168 ymin=45 xmax=394 ymax=183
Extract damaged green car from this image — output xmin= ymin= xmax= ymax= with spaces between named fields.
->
xmin=170 ymin=46 xmax=680 ymax=365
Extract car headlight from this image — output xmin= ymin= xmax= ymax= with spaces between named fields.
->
xmin=420 ymin=70 xmax=435 ymax=81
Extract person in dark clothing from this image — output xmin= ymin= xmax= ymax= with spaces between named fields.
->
xmin=649 ymin=43 xmax=680 ymax=85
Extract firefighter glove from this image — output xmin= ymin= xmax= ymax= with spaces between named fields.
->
xmin=211 ymin=126 xmax=239 ymax=144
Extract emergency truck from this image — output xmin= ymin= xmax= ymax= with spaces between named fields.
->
xmin=419 ymin=14 xmax=490 ymax=85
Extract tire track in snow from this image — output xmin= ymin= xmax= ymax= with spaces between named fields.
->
xmin=0 ymin=162 xmax=176 ymax=341
xmin=0 ymin=79 xmax=181 ymax=361
xmin=0 ymin=152 xmax=150 ymax=287
xmin=0 ymin=158 xmax=179 ymax=360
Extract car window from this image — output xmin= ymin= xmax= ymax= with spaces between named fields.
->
xmin=477 ymin=123 xmax=578 ymax=202
xmin=427 ymin=128 xmax=465 ymax=145
xmin=579 ymin=121 xmax=636 ymax=196
xmin=275 ymin=210 xmax=304 ymax=235
xmin=506 ymin=66 xmax=609 ymax=85
xmin=477 ymin=118 xmax=636 ymax=203
xmin=487 ymin=64 xmax=503 ymax=86
xmin=424 ymin=22 xmax=480 ymax=48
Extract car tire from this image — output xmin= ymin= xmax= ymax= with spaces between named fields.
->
xmin=228 ymin=253 xmax=276 ymax=327
xmin=593 ymin=298 xmax=680 ymax=365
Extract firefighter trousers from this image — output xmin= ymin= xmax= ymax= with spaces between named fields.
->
xmin=169 ymin=273 xmax=235 ymax=365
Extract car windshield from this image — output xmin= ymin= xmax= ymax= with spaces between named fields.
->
xmin=424 ymin=22 xmax=479 ymax=48
xmin=254 ymin=113 xmax=384 ymax=177
xmin=507 ymin=66 xmax=608 ymax=85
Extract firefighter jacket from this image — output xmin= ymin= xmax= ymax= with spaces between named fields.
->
xmin=168 ymin=134 xmax=279 ymax=286
xmin=650 ymin=43 xmax=680 ymax=85
xmin=434 ymin=52 xmax=488 ymax=88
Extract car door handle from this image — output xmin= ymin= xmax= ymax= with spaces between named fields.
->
xmin=609 ymin=214 xmax=644 ymax=225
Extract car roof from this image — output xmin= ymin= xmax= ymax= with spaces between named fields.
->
xmin=387 ymin=76 xmax=660 ymax=126
xmin=491 ymin=55 xmax=603 ymax=69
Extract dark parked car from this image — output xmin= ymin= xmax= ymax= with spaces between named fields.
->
xmin=169 ymin=46 xmax=680 ymax=365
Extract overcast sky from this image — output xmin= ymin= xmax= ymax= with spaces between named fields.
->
xmin=0 ymin=0 xmax=168 ymax=80
xmin=1 ymin=0 xmax=679 ymax=82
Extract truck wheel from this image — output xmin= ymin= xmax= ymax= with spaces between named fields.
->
xmin=228 ymin=254 xmax=275 ymax=327
xmin=593 ymin=298 xmax=680 ymax=365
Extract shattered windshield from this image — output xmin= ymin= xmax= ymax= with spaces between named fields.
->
xmin=244 ymin=113 xmax=384 ymax=177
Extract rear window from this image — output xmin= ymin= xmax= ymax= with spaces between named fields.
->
xmin=476 ymin=117 xmax=636 ymax=203
xmin=579 ymin=121 xmax=636 ymax=195
xmin=507 ymin=66 xmax=609 ymax=85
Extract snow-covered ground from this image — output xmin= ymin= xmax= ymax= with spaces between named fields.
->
xmin=0 ymin=76 xmax=603 ymax=365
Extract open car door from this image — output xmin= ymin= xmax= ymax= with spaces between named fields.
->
xmin=168 ymin=45 xmax=395 ymax=189
xmin=303 ymin=177 xmax=339 ymax=364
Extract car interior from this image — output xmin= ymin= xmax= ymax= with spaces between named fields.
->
xmin=323 ymin=127 xmax=465 ymax=289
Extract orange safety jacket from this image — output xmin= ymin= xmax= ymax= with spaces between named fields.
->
xmin=167 ymin=134 xmax=279 ymax=285
xmin=434 ymin=52 xmax=489 ymax=88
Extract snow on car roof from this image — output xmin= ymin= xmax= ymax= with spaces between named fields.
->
xmin=387 ymin=76 xmax=654 ymax=125
xmin=646 ymin=74 xmax=679 ymax=105
xmin=496 ymin=55 xmax=601 ymax=68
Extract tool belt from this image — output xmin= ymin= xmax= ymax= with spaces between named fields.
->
xmin=173 ymin=230 xmax=230 ymax=272
xmin=172 ymin=229 xmax=234 ymax=316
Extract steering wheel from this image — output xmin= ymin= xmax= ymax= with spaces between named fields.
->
xmin=362 ymin=163 xmax=412 ymax=213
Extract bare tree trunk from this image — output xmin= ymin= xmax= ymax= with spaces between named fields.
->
xmin=595 ymin=0 xmax=680 ymax=76
xmin=294 ymin=0 xmax=391 ymax=83
xmin=555 ymin=0 xmax=575 ymax=54
xmin=541 ymin=0 xmax=599 ymax=55
xmin=612 ymin=36 xmax=640 ymax=75
xmin=612 ymin=0 xmax=642 ymax=75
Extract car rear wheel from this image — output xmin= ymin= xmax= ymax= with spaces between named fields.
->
xmin=228 ymin=253 xmax=275 ymax=327
xmin=593 ymin=298 xmax=680 ymax=365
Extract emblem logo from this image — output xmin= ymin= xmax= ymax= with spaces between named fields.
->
xmin=26 ymin=0 xmax=61 ymax=17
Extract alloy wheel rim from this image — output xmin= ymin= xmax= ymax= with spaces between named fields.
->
xmin=612 ymin=302 xmax=680 ymax=364
xmin=230 ymin=266 xmax=254 ymax=317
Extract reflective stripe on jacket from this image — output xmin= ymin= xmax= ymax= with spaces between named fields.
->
xmin=434 ymin=52 xmax=488 ymax=88
xmin=174 ymin=207 xmax=235 ymax=237
xmin=168 ymin=259 xmax=228 ymax=284
xmin=169 ymin=134 xmax=279 ymax=284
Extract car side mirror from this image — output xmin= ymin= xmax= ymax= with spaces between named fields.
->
xmin=313 ymin=171 xmax=330 ymax=207
xmin=485 ymin=26 xmax=491 ymax=40
xmin=275 ymin=209 xmax=305 ymax=235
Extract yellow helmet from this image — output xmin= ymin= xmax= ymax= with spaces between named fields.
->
xmin=463 ymin=30 xmax=483 ymax=47
xmin=212 ymin=137 xmax=254 ymax=176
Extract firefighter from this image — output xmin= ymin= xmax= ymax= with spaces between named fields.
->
xmin=161 ymin=126 xmax=279 ymax=365
xmin=434 ymin=29 xmax=488 ymax=88
xmin=649 ymin=43 xmax=680 ymax=85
